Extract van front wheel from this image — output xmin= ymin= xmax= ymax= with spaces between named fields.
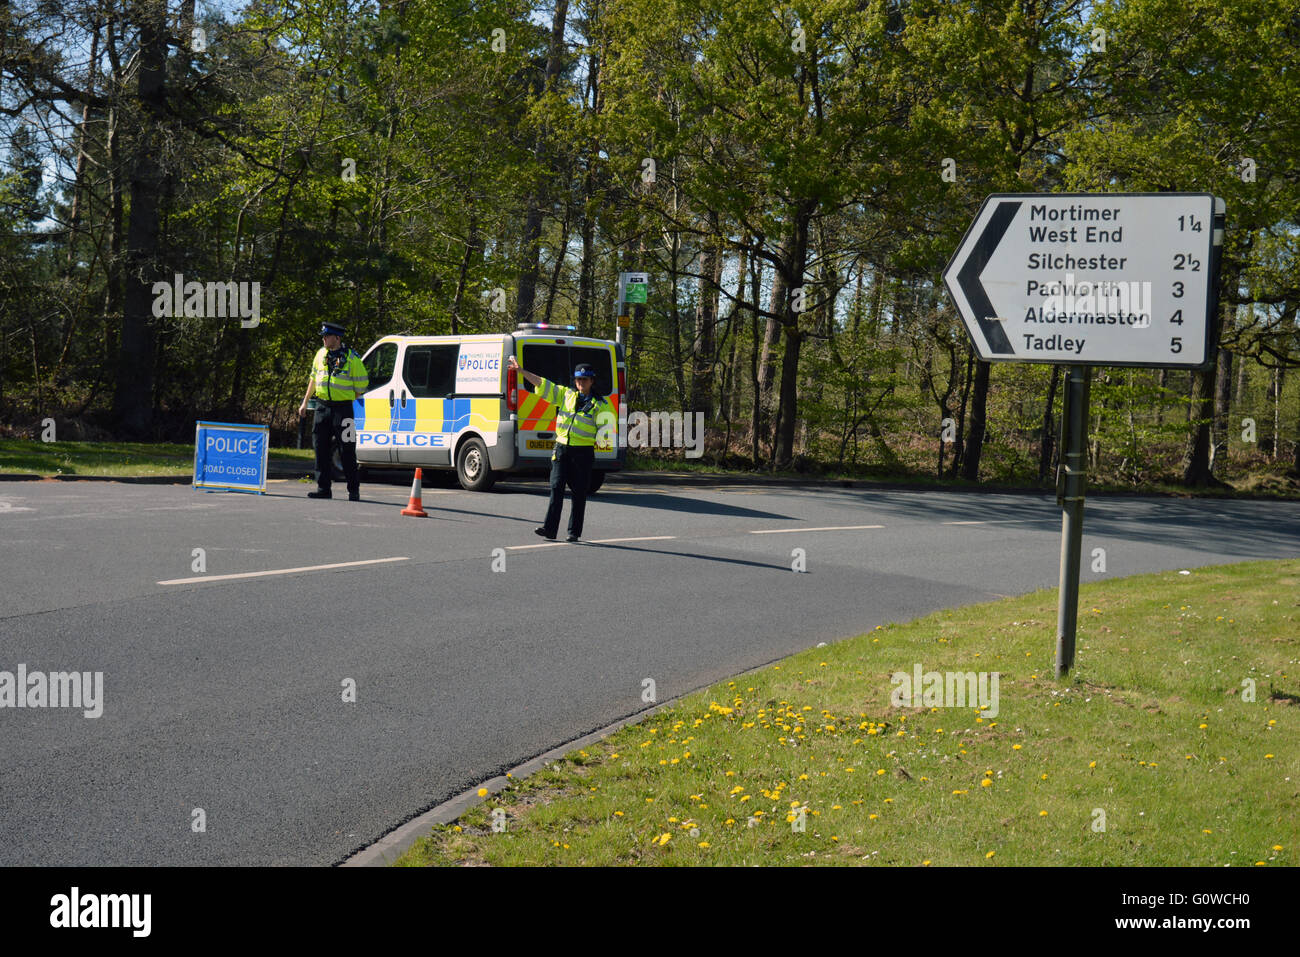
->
xmin=456 ymin=437 xmax=496 ymax=492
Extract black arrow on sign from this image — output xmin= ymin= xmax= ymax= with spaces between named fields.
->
xmin=955 ymin=200 xmax=1019 ymax=355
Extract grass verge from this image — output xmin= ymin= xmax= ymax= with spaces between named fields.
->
xmin=396 ymin=558 xmax=1299 ymax=866
xmin=0 ymin=439 xmax=314 ymax=477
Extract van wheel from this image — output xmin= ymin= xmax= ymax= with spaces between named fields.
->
xmin=456 ymin=437 xmax=496 ymax=492
xmin=587 ymin=470 xmax=605 ymax=494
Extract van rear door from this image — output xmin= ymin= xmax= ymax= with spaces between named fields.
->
xmin=513 ymin=336 xmax=619 ymax=463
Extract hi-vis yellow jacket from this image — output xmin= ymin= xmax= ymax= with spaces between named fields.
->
xmin=536 ymin=377 xmax=614 ymax=448
xmin=312 ymin=347 xmax=368 ymax=402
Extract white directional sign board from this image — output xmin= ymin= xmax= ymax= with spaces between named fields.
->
xmin=944 ymin=193 xmax=1221 ymax=368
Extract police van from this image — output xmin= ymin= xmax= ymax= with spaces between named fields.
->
xmin=352 ymin=324 xmax=626 ymax=492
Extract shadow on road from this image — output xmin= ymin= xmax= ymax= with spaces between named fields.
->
xmin=587 ymin=540 xmax=787 ymax=572
xmin=584 ymin=489 xmax=795 ymax=521
xmin=811 ymin=488 xmax=1300 ymax=560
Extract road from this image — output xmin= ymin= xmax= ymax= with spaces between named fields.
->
xmin=2 ymin=476 xmax=1297 ymax=865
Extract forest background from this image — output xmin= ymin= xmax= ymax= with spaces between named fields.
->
xmin=2 ymin=0 xmax=1297 ymax=489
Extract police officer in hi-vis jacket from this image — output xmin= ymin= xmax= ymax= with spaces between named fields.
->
xmin=298 ymin=322 xmax=368 ymax=500
xmin=507 ymin=355 xmax=612 ymax=542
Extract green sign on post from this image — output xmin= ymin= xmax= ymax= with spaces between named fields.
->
xmin=618 ymin=272 xmax=649 ymax=306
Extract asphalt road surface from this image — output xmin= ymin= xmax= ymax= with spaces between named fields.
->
xmin=2 ymin=476 xmax=1297 ymax=865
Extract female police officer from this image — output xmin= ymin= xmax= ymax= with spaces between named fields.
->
xmin=507 ymin=355 xmax=612 ymax=542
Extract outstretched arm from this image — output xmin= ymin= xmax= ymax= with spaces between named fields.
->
xmin=507 ymin=355 xmax=542 ymax=388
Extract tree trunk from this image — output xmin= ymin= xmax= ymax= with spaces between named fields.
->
xmin=514 ymin=0 xmax=569 ymax=327
xmin=1181 ymin=365 xmax=1216 ymax=485
xmin=1212 ymin=346 xmax=1232 ymax=470
xmin=756 ymin=257 xmax=784 ymax=442
xmin=1271 ymin=367 xmax=1282 ymax=461
xmin=577 ymin=169 xmax=596 ymax=336
xmin=692 ymin=232 xmax=720 ymax=418
xmin=1038 ymin=365 xmax=1060 ymax=482
xmin=773 ymin=201 xmax=815 ymax=468
xmin=450 ymin=215 xmax=479 ymax=335
xmin=112 ymin=1 xmax=168 ymax=438
xmin=961 ymin=360 xmax=991 ymax=481
xmin=749 ymin=249 xmax=763 ymax=464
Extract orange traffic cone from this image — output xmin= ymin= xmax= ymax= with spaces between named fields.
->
xmin=401 ymin=468 xmax=429 ymax=517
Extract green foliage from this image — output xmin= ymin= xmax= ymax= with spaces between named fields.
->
xmin=0 ymin=0 xmax=1295 ymax=487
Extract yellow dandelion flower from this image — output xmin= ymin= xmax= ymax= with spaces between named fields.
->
xmin=980 ymin=779 xmax=992 ymax=788
xmin=1039 ymin=811 xmax=1047 ymax=817
xmin=985 ymin=851 xmax=995 ymax=859
xmin=477 ymin=788 xmax=488 ymax=797
xmin=1012 ymin=744 xmax=1022 ymax=751
xmin=698 ymin=841 xmax=710 ymax=848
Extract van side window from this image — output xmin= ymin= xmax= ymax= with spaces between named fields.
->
xmin=404 ymin=345 xmax=458 ymax=398
xmin=363 ymin=341 xmax=398 ymax=390
xmin=521 ymin=344 xmax=572 ymax=394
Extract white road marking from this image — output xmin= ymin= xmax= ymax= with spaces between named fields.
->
xmin=158 ymin=556 xmax=408 ymax=585
xmin=750 ymin=524 xmax=884 ymax=534
xmin=505 ymin=542 xmax=567 ymax=550
xmin=587 ymin=535 xmax=676 ymax=544
xmin=941 ymin=519 xmax=1038 ymax=525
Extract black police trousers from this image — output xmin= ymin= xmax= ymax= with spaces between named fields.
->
xmin=542 ymin=442 xmax=594 ymax=537
xmin=313 ymin=401 xmax=359 ymax=494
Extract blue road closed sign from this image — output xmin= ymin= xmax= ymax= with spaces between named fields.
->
xmin=193 ymin=421 xmax=269 ymax=493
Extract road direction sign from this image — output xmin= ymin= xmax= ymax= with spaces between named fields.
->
xmin=944 ymin=193 xmax=1222 ymax=369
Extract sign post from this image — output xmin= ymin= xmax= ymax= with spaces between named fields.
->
xmin=615 ymin=272 xmax=648 ymax=348
xmin=944 ymin=193 xmax=1224 ymax=676
xmin=1054 ymin=365 xmax=1091 ymax=677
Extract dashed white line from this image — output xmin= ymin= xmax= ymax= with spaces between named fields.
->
xmin=158 ymin=556 xmax=408 ymax=585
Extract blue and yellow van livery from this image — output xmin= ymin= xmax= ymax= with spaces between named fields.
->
xmin=353 ymin=326 xmax=625 ymax=492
